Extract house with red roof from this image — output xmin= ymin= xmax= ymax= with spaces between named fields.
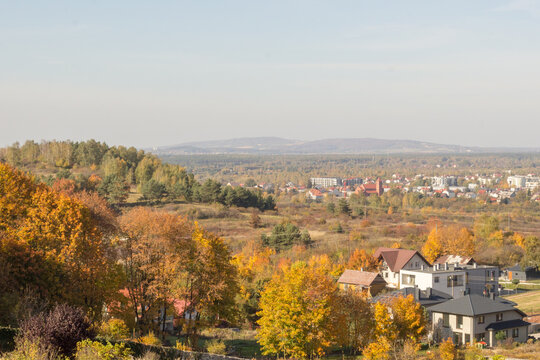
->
xmin=356 ymin=178 xmax=384 ymax=196
xmin=373 ymin=247 xmax=430 ymax=288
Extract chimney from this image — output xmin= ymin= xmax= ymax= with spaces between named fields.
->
xmin=414 ymin=287 xmax=420 ymax=300
xmin=426 ymin=287 xmax=432 ymax=298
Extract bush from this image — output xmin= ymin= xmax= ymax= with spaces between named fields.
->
xmin=99 ymin=319 xmax=130 ymax=341
xmin=512 ymin=279 xmax=520 ymax=285
xmin=206 ymin=339 xmax=227 ymax=355
xmin=0 ymin=327 xmax=18 ymax=352
xmin=139 ymin=332 xmax=161 ymax=347
xmin=75 ymin=339 xmax=132 ymax=360
xmin=18 ymin=304 xmax=94 ymax=357
xmin=4 ymin=337 xmax=61 ymax=360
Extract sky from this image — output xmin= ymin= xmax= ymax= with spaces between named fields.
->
xmin=1 ymin=0 xmax=540 ymax=149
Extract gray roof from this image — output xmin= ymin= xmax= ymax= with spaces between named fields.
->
xmin=429 ymin=294 xmax=527 ymax=317
xmin=486 ymin=319 xmax=530 ymax=331
xmin=372 ymin=287 xmax=452 ymax=307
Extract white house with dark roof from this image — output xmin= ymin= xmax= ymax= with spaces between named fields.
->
xmin=430 ymin=294 xmax=529 ymax=346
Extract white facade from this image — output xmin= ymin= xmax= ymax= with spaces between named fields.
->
xmin=381 ymin=253 xmax=429 ymax=288
xmin=310 ymin=177 xmax=342 ymax=188
xmin=400 ymin=265 xmax=499 ymax=297
xmin=508 ymin=176 xmax=526 ymax=188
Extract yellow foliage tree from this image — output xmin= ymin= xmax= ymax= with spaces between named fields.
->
xmin=422 ymin=228 xmax=443 ymax=263
xmin=391 ymin=295 xmax=426 ymax=344
xmin=439 ymin=337 xmax=456 ymax=360
xmin=257 ymin=261 xmax=337 ymax=359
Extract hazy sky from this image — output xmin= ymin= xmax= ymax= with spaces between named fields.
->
xmin=1 ymin=1 xmax=540 ymax=148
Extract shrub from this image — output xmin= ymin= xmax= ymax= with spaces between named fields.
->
xmin=99 ymin=319 xmax=130 ymax=341
xmin=4 ymin=337 xmax=61 ymax=360
xmin=0 ymin=327 xmax=18 ymax=352
xmin=206 ymin=339 xmax=227 ymax=355
xmin=139 ymin=332 xmax=161 ymax=347
xmin=138 ymin=351 xmax=160 ymax=360
xmin=18 ymin=304 xmax=93 ymax=357
xmin=439 ymin=337 xmax=456 ymax=360
xmin=75 ymin=339 xmax=132 ymax=360
xmin=512 ymin=279 xmax=520 ymax=285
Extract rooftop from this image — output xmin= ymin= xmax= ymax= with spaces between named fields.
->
xmin=373 ymin=247 xmax=430 ymax=272
xmin=338 ymin=269 xmax=386 ymax=287
xmin=429 ymin=294 xmax=527 ymax=317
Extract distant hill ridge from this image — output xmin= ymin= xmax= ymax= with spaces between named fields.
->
xmin=153 ymin=137 xmax=540 ymax=155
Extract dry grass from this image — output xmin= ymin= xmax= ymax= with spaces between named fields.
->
xmin=481 ymin=340 xmax=540 ymax=360
xmin=503 ymin=290 xmax=540 ymax=315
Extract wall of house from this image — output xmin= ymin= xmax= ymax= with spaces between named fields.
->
xmin=403 ymin=254 xmax=430 ymax=271
xmin=474 ymin=310 xmax=523 ymax=334
xmin=382 ymin=269 xmax=399 ymax=287
xmin=434 ymin=310 xmax=527 ymax=346
xmin=466 ymin=268 xmax=499 ymax=295
xmin=399 ymin=269 xmax=466 ymax=297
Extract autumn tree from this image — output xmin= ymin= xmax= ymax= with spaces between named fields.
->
xmin=333 ymin=289 xmax=374 ymax=354
xmin=391 ymin=295 xmax=426 ymax=345
xmin=347 ymin=249 xmax=381 ymax=271
xmin=363 ymin=302 xmax=395 ymax=359
xmin=232 ymin=245 xmax=275 ymax=327
xmin=0 ymin=163 xmax=119 ymax=321
xmin=173 ymin=225 xmax=238 ymax=348
xmin=422 ymin=228 xmax=443 ymax=263
xmin=118 ymin=207 xmax=191 ymax=334
xmin=257 ymin=261 xmax=337 ymax=359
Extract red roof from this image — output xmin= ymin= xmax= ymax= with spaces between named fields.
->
xmin=338 ymin=270 xmax=386 ymax=286
xmin=373 ymin=247 xmax=430 ymax=272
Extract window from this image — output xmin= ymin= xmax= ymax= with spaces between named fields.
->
xmin=457 ymin=315 xmax=463 ymax=329
xmin=402 ymin=274 xmax=416 ymax=285
xmin=415 ymin=262 xmax=419 ymax=268
xmin=434 ymin=276 xmax=439 ymax=283
xmin=447 ymin=275 xmax=464 ymax=287
xmin=496 ymin=313 xmax=503 ymax=321
xmin=512 ymin=328 xmax=519 ymax=338
xmin=384 ymin=272 xmax=388 ymax=278
xmin=443 ymin=313 xmax=449 ymax=328
xmin=465 ymin=334 xmax=470 ymax=344
xmin=491 ymin=271 xmax=496 ymax=281
xmin=478 ymin=315 xmax=485 ymax=324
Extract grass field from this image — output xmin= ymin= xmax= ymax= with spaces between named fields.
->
xmin=503 ymin=290 xmax=540 ymax=315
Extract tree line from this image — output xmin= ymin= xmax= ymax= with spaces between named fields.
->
xmin=0 ymin=140 xmax=275 ymax=211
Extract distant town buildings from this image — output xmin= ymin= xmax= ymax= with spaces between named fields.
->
xmin=310 ymin=177 xmax=342 ymax=188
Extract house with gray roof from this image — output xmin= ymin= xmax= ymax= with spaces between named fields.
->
xmin=430 ymin=294 xmax=529 ymax=346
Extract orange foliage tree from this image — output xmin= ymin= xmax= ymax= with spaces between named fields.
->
xmin=347 ymin=249 xmax=381 ymax=272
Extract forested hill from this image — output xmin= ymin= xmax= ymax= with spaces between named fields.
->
xmin=0 ymin=140 xmax=276 ymax=210
xmin=154 ymin=137 xmax=540 ymax=155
